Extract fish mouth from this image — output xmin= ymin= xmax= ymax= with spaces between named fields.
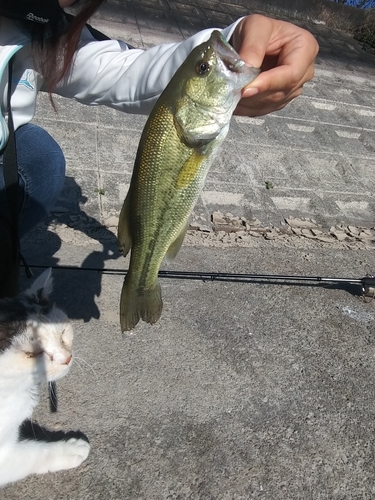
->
xmin=211 ymin=30 xmax=260 ymax=81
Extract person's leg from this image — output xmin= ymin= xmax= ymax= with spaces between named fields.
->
xmin=14 ymin=123 xmax=66 ymax=237
xmin=0 ymin=123 xmax=65 ymax=296
xmin=0 ymin=123 xmax=66 ymax=237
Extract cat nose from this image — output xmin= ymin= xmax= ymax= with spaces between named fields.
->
xmin=64 ymin=354 xmax=72 ymax=365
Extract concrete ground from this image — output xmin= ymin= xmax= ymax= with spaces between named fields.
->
xmin=3 ymin=1 xmax=375 ymax=499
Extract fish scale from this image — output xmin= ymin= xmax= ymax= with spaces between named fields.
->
xmin=118 ymin=30 xmax=259 ymax=331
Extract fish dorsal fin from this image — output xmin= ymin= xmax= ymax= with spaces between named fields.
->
xmin=165 ymin=222 xmax=189 ymax=263
xmin=118 ymin=192 xmax=132 ymax=257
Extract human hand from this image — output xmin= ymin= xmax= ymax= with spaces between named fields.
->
xmin=231 ymin=14 xmax=319 ymax=116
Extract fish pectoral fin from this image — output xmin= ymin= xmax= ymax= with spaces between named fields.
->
xmin=118 ymin=193 xmax=132 ymax=257
xmin=165 ymin=223 xmax=188 ymax=262
xmin=176 ymin=150 xmax=204 ymax=189
xmin=120 ymin=279 xmax=163 ymax=332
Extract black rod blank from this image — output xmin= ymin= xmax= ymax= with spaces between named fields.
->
xmin=23 ymin=263 xmax=375 ymax=293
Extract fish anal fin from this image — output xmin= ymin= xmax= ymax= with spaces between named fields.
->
xmin=118 ymin=193 xmax=132 ymax=257
xmin=165 ymin=223 xmax=188 ymax=263
xmin=120 ymin=279 xmax=163 ymax=332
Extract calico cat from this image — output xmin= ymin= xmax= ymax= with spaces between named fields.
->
xmin=0 ymin=268 xmax=90 ymax=487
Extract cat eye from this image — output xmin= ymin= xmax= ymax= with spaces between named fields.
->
xmin=61 ymin=329 xmax=68 ymax=345
xmin=24 ymin=351 xmax=44 ymax=358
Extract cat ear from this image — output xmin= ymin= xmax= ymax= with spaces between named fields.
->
xmin=27 ymin=268 xmax=53 ymax=305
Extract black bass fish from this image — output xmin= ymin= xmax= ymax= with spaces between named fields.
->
xmin=118 ymin=30 xmax=259 ymax=331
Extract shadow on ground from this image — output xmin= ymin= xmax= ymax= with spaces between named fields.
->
xmin=20 ymin=176 xmax=121 ymax=322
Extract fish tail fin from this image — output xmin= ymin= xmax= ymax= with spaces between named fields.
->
xmin=120 ymin=279 xmax=163 ymax=332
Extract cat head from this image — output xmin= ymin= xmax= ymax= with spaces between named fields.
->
xmin=0 ymin=268 xmax=73 ymax=382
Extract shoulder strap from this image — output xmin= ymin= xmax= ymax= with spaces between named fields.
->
xmin=65 ymin=12 xmax=136 ymax=49
xmin=64 ymin=12 xmax=110 ymax=42
xmin=2 ymin=56 xmax=19 ymax=261
xmin=85 ymin=22 xmax=111 ymax=42
xmin=2 ymin=58 xmax=32 ymax=282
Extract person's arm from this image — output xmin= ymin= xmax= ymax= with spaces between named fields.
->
xmin=52 ymin=14 xmax=318 ymax=118
xmin=51 ymin=22 xmax=241 ymax=114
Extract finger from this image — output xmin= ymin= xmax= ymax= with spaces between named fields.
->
xmin=235 ymin=87 xmax=303 ymax=117
xmin=234 ymin=99 xmax=287 ymax=117
xmin=243 ymin=58 xmax=315 ymax=98
xmin=242 ymin=65 xmax=296 ymax=97
xmin=232 ymin=15 xmax=274 ymax=69
xmin=234 ymin=100 xmax=287 ymax=117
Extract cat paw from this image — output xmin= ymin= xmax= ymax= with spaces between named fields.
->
xmin=44 ymin=437 xmax=91 ymax=472
xmin=61 ymin=438 xmax=90 ymax=469
xmin=12 ymin=436 xmax=91 ymax=478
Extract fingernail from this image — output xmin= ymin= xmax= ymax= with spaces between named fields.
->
xmin=243 ymin=87 xmax=259 ymax=98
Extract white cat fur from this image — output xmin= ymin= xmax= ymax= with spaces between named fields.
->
xmin=0 ymin=269 xmax=90 ymax=486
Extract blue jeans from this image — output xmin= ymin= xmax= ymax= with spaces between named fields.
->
xmin=0 ymin=123 xmax=66 ymax=237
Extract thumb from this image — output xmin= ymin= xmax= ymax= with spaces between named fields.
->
xmin=233 ymin=15 xmax=273 ymax=69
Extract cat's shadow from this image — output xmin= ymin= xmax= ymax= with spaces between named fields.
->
xmin=20 ymin=176 xmax=121 ymax=322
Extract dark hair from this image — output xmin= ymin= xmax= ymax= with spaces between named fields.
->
xmin=19 ymin=0 xmax=106 ymax=99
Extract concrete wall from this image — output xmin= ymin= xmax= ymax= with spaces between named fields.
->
xmin=244 ymin=0 xmax=375 ymax=31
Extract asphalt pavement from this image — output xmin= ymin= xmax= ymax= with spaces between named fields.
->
xmin=2 ymin=1 xmax=375 ymax=499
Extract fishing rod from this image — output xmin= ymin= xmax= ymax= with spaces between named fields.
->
xmin=23 ymin=264 xmax=375 ymax=299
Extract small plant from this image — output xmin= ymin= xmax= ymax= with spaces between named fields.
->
xmin=265 ymin=181 xmax=274 ymax=190
xmin=352 ymin=20 xmax=375 ymax=53
xmin=95 ymin=188 xmax=106 ymax=196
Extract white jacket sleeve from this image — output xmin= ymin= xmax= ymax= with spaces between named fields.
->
xmin=53 ymin=21 xmax=242 ymax=115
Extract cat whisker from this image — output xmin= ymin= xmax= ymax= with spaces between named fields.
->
xmin=48 ymin=382 xmax=57 ymax=399
xmin=60 ymin=296 xmax=78 ymax=312
xmin=28 ymin=417 xmax=48 ymax=440
xmin=48 ymin=381 xmax=58 ymax=412
xmin=73 ymin=358 xmax=84 ymax=372
xmin=29 ymin=419 xmax=38 ymax=440
xmin=73 ymin=356 xmax=98 ymax=379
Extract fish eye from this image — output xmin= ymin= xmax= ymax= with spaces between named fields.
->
xmin=196 ymin=61 xmax=210 ymax=75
